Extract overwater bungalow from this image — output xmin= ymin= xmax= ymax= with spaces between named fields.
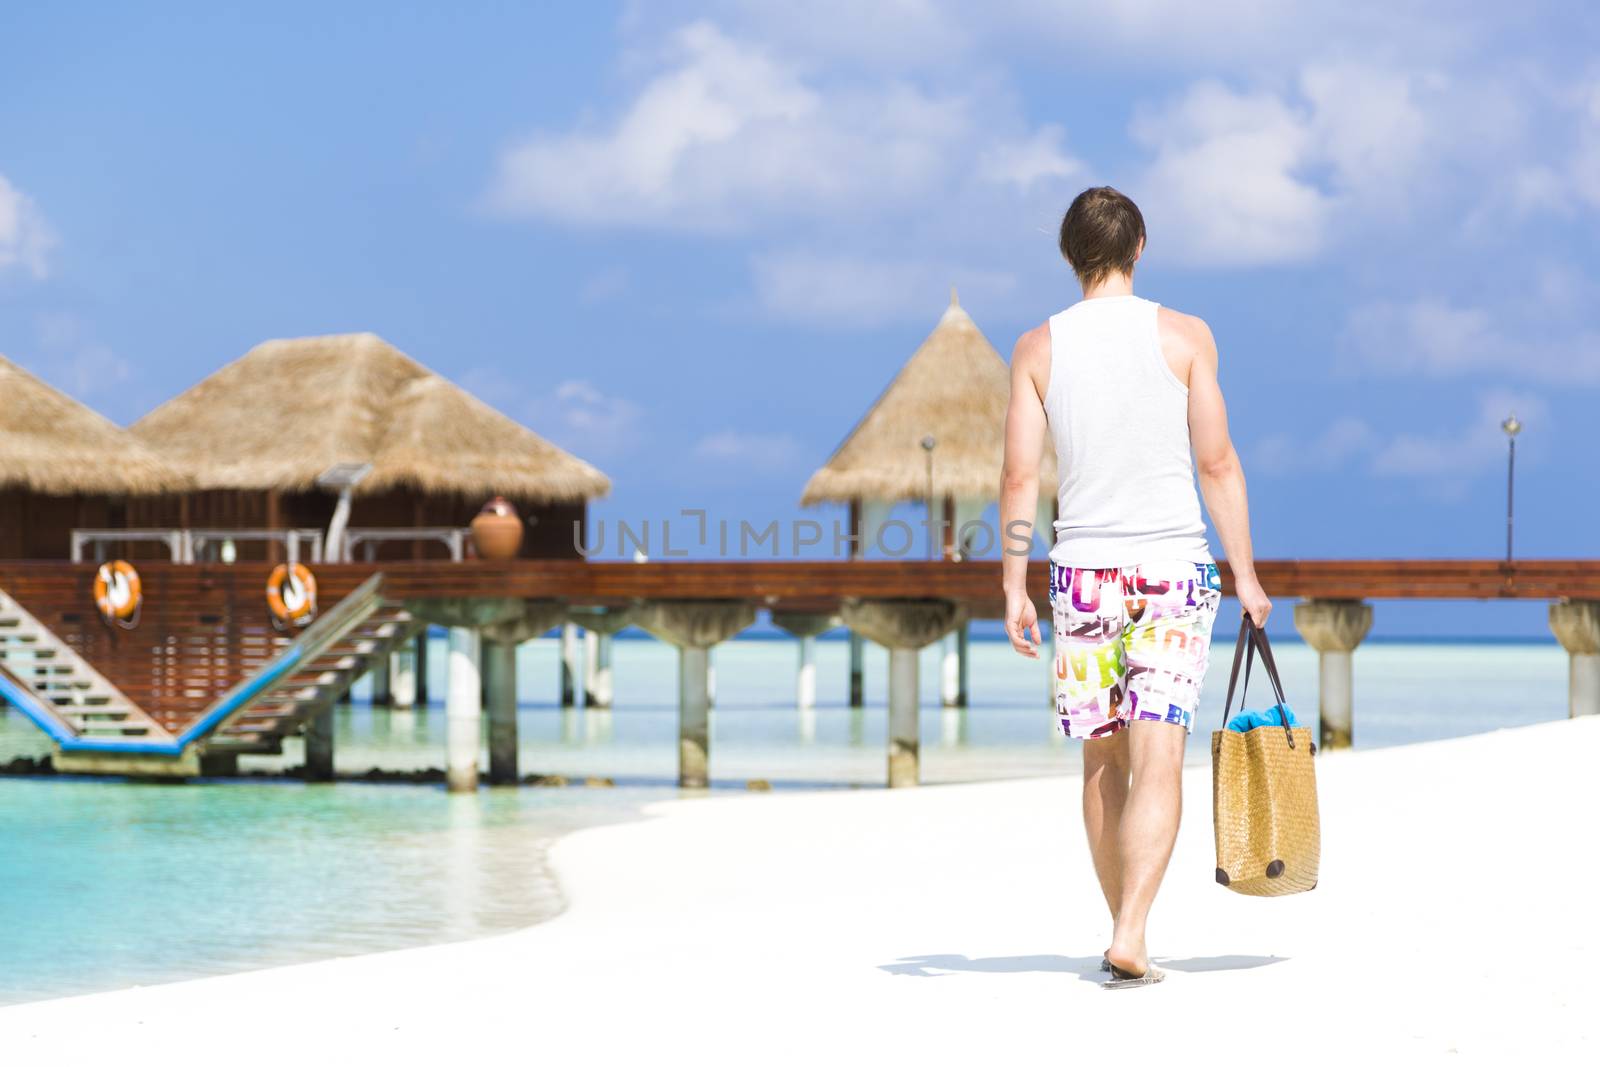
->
xmin=0 ymin=355 xmax=190 ymax=559
xmin=799 ymin=291 xmax=1056 ymax=705
xmin=126 ymin=332 xmax=610 ymax=561
xmin=802 ymin=290 xmax=1057 ymax=553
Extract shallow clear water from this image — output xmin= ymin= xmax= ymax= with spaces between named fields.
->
xmin=216 ymin=635 xmax=1572 ymax=782
xmin=0 ymin=633 xmax=1571 ymax=1005
xmin=0 ymin=776 xmax=651 ymax=1005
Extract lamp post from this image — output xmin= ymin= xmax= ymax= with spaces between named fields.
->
xmin=1501 ymin=414 xmax=1521 ymax=563
xmin=921 ymin=435 xmax=936 ymax=560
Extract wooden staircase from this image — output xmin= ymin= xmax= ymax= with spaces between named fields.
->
xmin=0 ymin=589 xmax=173 ymax=743
xmin=205 ymin=596 xmax=417 ymax=755
xmin=0 ymin=574 xmax=411 ymax=775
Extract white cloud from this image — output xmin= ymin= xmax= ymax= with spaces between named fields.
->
xmin=1575 ymin=80 xmax=1600 ymax=205
xmin=692 ymin=429 xmax=802 ymax=469
xmin=668 ymin=1 xmax=1479 ymax=74
xmin=578 ymin=266 xmax=630 ymax=304
xmin=1128 ymin=63 xmax=1456 ymax=267
xmin=1342 ymin=299 xmax=1600 ymax=384
xmin=0 ymin=174 xmax=54 ymax=279
xmin=490 ymin=0 xmax=1595 ymax=348
xmin=1530 ymin=261 xmax=1600 ymax=316
xmin=458 ymin=368 xmax=642 ymax=460
xmin=1507 ymin=165 xmax=1574 ymax=217
xmin=1343 ymin=299 xmax=1497 ymax=376
xmin=1253 ymin=416 xmax=1375 ymax=476
xmin=1132 ymin=81 xmax=1331 ymax=265
xmin=1466 ymin=73 xmax=1600 ymax=224
xmin=978 ymin=125 xmax=1080 ymax=190
xmin=27 ymin=312 xmax=131 ymax=401
xmin=488 ymin=22 xmax=816 ymax=228
xmin=1371 ymin=390 xmax=1545 ymax=479
xmin=750 ymin=251 xmax=1016 ymax=326
xmin=1299 ymin=63 xmax=1430 ymax=203
xmin=1255 ymin=390 xmax=1547 ymax=485
xmin=627 ymin=1 xmax=971 ymax=70
xmin=543 ymin=380 xmax=642 ymax=454
xmin=484 ymin=21 xmax=1079 ymax=233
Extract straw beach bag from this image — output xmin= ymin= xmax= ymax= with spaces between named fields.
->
xmin=1212 ymin=618 xmax=1320 ymax=896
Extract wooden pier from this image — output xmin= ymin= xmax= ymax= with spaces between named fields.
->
xmin=1 ymin=558 xmax=1597 ymax=785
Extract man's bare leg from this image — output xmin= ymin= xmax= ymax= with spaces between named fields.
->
xmin=1082 ymin=730 xmax=1131 ymax=945
xmin=1107 ymin=721 xmax=1186 ymax=975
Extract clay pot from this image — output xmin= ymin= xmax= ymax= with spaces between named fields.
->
xmin=470 ymin=496 xmax=524 ymax=561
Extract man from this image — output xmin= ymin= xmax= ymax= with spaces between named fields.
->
xmin=999 ymin=186 xmax=1271 ymax=989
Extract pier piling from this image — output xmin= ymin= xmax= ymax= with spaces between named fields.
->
xmin=888 ymin=647 xmax=918 ymax=786
xmin=799 ymin=636 xmax=817 ymax=710
xmin=370 ymin=653 xmax=392 ymax=705
xmin=583 ymin=631 xmax=602 ymax=707
xmin=637 ymin=602 xmax=757 ymax=788
xmin=480 ymin=602 xmax=567 ymax=784
xmin=559 ymin=623 xmax=582 ymax=707
xmin=414 ymin=630 xmax=430 ymax=706
xmin=568 ymin=607 xmax=632 ymax=709
xmin=940 ymin=624 xmax=970 ymax=707
xmin=680 ymin=646 xmax=712 ymax=787
xmin=482 ymin=639 xmax=517 ymax=784
xmin=405 ymin=598 xmax=525 ymax=791
xmin=446 ymin=627 xmax=482 ymax=792
xmin=1550 ymin=601 xmax=1600 ymax=719
xmin=848 ymin=633 xmax=864 ymax=706
xmin=772 ymin=613 xmax=835 ymax=711
xmin=842 ymin=600 xmax=964 ymax=787
xmin=390 ymin=641 xmax=417 ymax=709
xmin=1293 ymin=599 xmax=1373 ymax=750
xmin=589 ymin=633 xmax=614 ymax=708
xmin=305 ymin=705 xmax=335 ymax=781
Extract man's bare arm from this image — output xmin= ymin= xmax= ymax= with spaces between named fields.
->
xmin=1000 ymin=324 xmax=1050 ymax=657
xmin=1183 ymin=316 xmax=1271 ymax=625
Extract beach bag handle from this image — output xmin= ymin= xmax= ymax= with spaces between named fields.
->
xmin=1219 ymin=616 xmax=1296 ymax=748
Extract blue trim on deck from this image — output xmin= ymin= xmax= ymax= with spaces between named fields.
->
xmin=2 ymin=640 xmax=305 ymax=757
xmin=175 ymin=645 xmax=305 ymax=747
xmin=0 ymin=667 xmax=77 ymax=745
xmin=58 ymin=738 xmax=185 ymax=754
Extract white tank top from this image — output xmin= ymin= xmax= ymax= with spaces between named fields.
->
xmin=1044 ymin=294 xmax=1212 ymax=567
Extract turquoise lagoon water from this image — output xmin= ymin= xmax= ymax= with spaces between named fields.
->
xmin=0 ymin=633 xmax=1570 ymax=1005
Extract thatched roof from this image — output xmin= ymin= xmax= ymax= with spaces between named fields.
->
xmin=801 ymin=292 xmax=1056 ymax=505
xmin=131 ymin=333 xmax=610 ymax=501
xmin=0 ymin=354 xmax=188 ymax=495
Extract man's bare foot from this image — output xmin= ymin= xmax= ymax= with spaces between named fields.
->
xmin=1106 ymin=943 xmax=1149 ymax=976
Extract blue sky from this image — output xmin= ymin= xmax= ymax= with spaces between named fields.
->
xmin=2 ymin=2 xmax=1596 ymax=637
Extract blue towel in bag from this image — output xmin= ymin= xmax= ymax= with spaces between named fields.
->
xmin=1225 ymin=704 xmax=1298 ymax=733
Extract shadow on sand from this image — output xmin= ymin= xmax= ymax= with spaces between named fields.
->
xmin=879 ymin=953 xmax=1287 ymax=981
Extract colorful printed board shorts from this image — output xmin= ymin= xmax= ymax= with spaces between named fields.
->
xmin=1049 ymin=560 xmax=1222 ymax=740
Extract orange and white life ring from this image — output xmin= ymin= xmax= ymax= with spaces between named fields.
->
xmin=266 ymin=563 xmax=317 ymax=630
xmin=93 ymin=560 xmax=142 ymax=630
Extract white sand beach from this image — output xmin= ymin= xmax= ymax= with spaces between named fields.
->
xmin=2 ymin=718 xmax=1595 ymax=1064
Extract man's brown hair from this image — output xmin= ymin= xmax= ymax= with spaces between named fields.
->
xmin=1058 ymin=186 xmax=1145 ymax=288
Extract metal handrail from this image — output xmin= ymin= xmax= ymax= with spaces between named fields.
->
xmin=176 ymin=571 xmax=390 ymax=747
xmin=187 ymin=528 xmax=326 ymax=564
xmin=342 ymin=527 xmax=471 ymax=563
xmin=70 ymin=529 xmax=189 ymax=563
xmin=69 ymin=527 xmax=328 ymax=564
